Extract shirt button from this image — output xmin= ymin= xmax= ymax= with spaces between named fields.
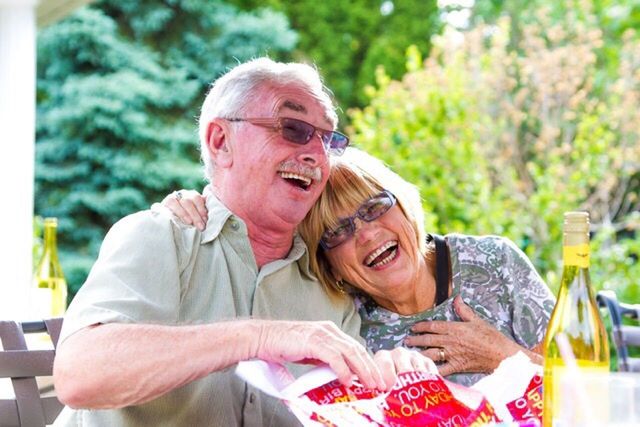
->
xmin=249 ymin=393 xmax=256 ymax=403
xmin=231 ymin=221 xmax=239 ymax=230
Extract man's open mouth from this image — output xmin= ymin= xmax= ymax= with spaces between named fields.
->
xmin=279 ymin=171 xmax=312 ymax=190
xmin=364 ymin=240 xmax=399 ymax=268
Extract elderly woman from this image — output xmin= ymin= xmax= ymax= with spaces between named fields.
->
xmin=164 ymin=148 xmax=555 ymax=386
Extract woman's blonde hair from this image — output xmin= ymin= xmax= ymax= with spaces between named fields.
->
xmin=299 ymin=148 xmax=426 ymax=298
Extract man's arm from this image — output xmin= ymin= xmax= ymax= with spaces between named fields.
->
xmin=54 ymin=318 xmax=387 ymax=409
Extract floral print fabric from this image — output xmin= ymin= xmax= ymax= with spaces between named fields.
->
xmin=355 ymin=234 xmax=556 ymax=386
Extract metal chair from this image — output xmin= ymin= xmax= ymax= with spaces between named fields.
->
xmin=0 ymin=318 xmax=64 ymax=427
xmin=597 ymin=290 xmax=640 ymax=372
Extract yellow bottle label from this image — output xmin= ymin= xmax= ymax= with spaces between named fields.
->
xmin=562 ymin=244 xmax=589 ymax=268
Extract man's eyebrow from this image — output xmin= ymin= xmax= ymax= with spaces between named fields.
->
xmin=279 ymin=100 xmax=307 ymax=113
xmin=278 ymin=100 xmax=334 ymax=127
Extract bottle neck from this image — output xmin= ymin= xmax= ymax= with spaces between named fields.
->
xmin=43 ymin=224 xmax=58 ymax=253
xmin=562 ymin=231 xmax=589 ymax=268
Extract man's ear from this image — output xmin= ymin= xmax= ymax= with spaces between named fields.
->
xmin=206 ymin=120 xmax=233 ymax=168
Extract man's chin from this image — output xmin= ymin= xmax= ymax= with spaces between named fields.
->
xmin=273 ymin=205 xmax=311 ymax=228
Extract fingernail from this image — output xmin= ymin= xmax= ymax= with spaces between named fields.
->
xmin=197 ymin=222 xmax=204 ymax=230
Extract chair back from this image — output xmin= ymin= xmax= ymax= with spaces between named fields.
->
xmin=0 ymin=318 xmax=64 ymax=427
xmin=597 ymin=290 xmax=640 ymax=372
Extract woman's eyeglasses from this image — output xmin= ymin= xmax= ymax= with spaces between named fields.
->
xmin=320 ymin=190 xmax=397 ymax=250
xmin=225 ymin=117 xmax=350 ymax=156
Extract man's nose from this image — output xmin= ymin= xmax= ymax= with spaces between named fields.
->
xmin=297 ymin=132 xmax=328 ymax=166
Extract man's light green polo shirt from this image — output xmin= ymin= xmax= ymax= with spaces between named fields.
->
xmin=54 ymin=193 xmax=362 ymax=427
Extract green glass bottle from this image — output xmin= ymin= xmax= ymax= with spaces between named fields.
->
xmin=543 ymin=212 xmax=609 ymax=426
xmin=33 ymin=217 xmax=67 ymax=317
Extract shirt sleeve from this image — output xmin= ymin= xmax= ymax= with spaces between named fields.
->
xmin=59 ymin=209 xmax=191 ymax=343
xmin=500 ymin=237 xmax=556 ymax=348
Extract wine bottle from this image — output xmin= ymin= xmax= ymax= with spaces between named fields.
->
xmin=33 ymin=217 xmax=68 ymax=317
xmin=542 ymin=212 xmax=609 ymax=427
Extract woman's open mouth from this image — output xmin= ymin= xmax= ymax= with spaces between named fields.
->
xmin=364 ymin=240 xmax=399 ymax=268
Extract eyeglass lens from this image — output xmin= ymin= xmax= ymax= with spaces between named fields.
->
xmin=321 ymin=192 xmax=395 ymax=249
xmin=281 ymin=118 xmax=315 ymax=143
xmin=280 ymin=118 xmax=349 ymax=155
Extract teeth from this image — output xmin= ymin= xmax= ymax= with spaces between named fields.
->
xmin=370 ymin=248 xmax=397 ymax=268
xmin=279 ymin=172 xmax=312 ymax=186
xmin=364 ymin=241 xmax=397 ymax=266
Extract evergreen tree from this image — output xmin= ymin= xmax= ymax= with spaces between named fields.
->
xmin=35 ymin=0 xmax=297 ymax=295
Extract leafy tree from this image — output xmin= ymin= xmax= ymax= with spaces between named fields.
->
xmin=35 ymin=0 xmax=297 ymax=296
xmin=468 ymin=0 xmax=640 ymax=74
xmin=350 ymin=7 xmax=640 ymax=301
xmin=470 ymin=0 xmax=640 ymax=33
xmin=227 ymin=0 xmax=441 ymax=113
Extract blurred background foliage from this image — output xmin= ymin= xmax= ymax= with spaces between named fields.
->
xmin=225 ymin=0 xmax=441 ymax=110
xmin=350 ymin=0 xmax=640 ymax=302
xmin=35 ymin=0 xmax=639 ymax=302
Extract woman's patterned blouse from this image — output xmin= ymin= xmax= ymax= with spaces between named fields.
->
xmin=355 ymin=234 xmax=556 ymax=386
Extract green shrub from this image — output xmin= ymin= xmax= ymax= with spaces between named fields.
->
xmin=350 ymin=9 xmax=640 ymax=299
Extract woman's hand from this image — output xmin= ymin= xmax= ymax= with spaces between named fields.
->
xmin=404 ymin=296 xmax=541 ymax=376
xmin=372 ymin=347 xmax=438 ymax=389
xmin=161 ymin=190 xmax=208 ymax=230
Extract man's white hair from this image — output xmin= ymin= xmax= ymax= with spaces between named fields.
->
xmin=198 ymin=58 xmax=338 ymax=181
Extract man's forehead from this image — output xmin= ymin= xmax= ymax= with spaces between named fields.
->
xmin=277 ymin=99 xmax=334 ymax=127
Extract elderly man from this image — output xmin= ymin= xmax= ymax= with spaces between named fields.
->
xmin=53 ymin=58 xmax=428 ymax=426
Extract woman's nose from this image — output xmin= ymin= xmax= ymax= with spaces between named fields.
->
xmin=353 ymin=217 xmax=379 ymax=243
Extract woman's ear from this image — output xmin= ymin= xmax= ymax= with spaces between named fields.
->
xmin=330 ymin=269 xmax=342 ymax=283
xmin=206 ymin=120 xmax=233 ymax=168
xmin=330 ymin=269 xmax=349 ymax=295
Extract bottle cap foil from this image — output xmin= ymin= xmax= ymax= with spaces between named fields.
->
xmin=563 ymin=211 xmax=589 ymax=233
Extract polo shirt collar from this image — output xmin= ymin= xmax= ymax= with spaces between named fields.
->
xmin=200 ymin=186 xmax=233 ymax=244
xmin=291 ymin=232 xmax=315 ymax=280
xmin=199 ymin=186 xmax=316 ymax=279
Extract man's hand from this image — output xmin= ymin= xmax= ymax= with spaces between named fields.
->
xmin=404 ymin=296 xmax=527 ymax=376
xmin=254 ymin=320 xmax=387 ymax=391
xmin=161 ymin=190 xmax=207 ymax=230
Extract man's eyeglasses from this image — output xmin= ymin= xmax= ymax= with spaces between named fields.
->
xmin=225 ymin=117 xmax=350 ymax=156
xmin=320 ymin=190 xmax=397 ymax=250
